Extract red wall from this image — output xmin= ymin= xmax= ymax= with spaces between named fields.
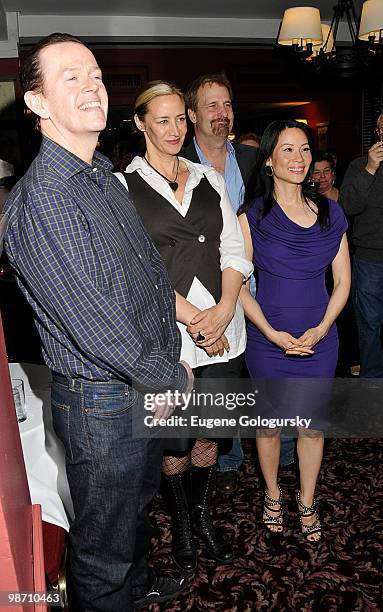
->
xmin=2 ymin=47 xmax=362 ymax=166
xmin=0 ymin=58 xmax=19 ymax=78
xmin=93 ymin=47 xmax=362 ymax=163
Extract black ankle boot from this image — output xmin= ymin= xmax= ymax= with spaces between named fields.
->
xmin=162 ymin=473 xmax=197 ymax=573
xmin=190 ymin=465 xmax=234 ymax=564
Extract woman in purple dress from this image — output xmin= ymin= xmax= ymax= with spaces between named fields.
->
xmin=238 ymin=120 xmax=350 ymax=542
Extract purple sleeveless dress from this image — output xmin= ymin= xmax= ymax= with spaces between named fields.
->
xmin=245 ymin=197 xmax=347 ymax=426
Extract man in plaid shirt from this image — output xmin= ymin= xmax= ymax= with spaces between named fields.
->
xmin=4 ymin=33 xmax=192 ymax=611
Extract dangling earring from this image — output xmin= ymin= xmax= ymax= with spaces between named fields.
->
xmin=265 ymin=165 xmax=274 ymax=177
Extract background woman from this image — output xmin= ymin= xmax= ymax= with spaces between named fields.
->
xmin=238 ymin=120 xmax=350 ymax=542
xmin=116 ymin=81 xmax=252 ymax=571
xmin=311 ymin=152 xmax=339 ymax=201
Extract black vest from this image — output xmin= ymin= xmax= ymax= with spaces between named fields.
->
xmin=124 ymin=171 xmax=223 ymax=302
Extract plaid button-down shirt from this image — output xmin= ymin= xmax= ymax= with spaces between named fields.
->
xmin=4 ymin=137 xmax=187 ymax=391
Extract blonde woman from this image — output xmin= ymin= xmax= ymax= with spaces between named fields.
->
xmin=116 ymin=81 xmax=252 ymax=571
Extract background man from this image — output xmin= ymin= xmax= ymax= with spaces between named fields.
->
xmin=4 ymin=33 xmax=192 ymax=611
xmin=183 ymin=74 xmax=257 ymax=493
xmin=184 ymin=74 xmax=257 ymax=209
xmin=184 ymin=74 xmax=296 ymax=488
xmin=236 ymin=132 xmax=261 ymax=148
xmin=340 ymin=111 xmax=383 ymax=377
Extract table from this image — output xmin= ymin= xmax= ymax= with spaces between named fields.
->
xmin=8 ymin=363 xmax=73 ymax=532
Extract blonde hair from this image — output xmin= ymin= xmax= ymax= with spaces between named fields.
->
xmin=134 ymin=80 xmax=185 ymax=120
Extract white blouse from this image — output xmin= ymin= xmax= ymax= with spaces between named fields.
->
xmin=115 ymin=156 xmax=253 ymax=369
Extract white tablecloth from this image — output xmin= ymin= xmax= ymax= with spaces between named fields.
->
xmin=9 ymin=363 xmax=73 ymax=532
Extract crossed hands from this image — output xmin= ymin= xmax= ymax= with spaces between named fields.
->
xmin=268 ymin=325 xmax=327 ymax=356
xmin=186 ymin=302 xmax=235 ymax=357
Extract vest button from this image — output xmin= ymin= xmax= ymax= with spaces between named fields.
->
xmin=198 ymin=234 xmax=206 ymax=243
xmin=169 ymin=238 xmax=176 ymax=247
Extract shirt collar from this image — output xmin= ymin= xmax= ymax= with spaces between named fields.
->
xmin=193 ymin=136 xmax=234 ymax=164
xmin=126 ymin=154 xmax=211 ymax=182
xmin=126 ymin=155 xmax=154 ymax=176
xmin=40 ymin=136 xmax=112 ymax=180
xmin=226 ymin=140 xmax=236 ymax=158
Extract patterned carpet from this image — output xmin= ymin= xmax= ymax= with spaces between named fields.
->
xmin=148 ymin=438 xmax=382 ymax=612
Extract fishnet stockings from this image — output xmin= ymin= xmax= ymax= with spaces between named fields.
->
xmin=162 ymin=439 xmax=218 ymax=475
xmin=191 ymin=439 xmax=218 ymax=467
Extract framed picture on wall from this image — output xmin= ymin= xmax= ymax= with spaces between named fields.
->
xmin=103 ymin=66 xmax=148 ymax=91
xmin=102 ymin=66 xmax=149 ymax=105
xmin=362 ymin=83 xmax=383 ymax=154
xmin=0 ymin=80 xmax=16 ymax=121
xmin=0 ymin=80 xmax=20 ymax=179
xmin=317 ymin=124 xmax=329 ymax=151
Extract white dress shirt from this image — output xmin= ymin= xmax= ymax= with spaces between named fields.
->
xmin=116 ymin=156 xmax=253 ymax=368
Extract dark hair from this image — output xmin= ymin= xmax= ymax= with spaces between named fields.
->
xmin=185 ymin=73 xmax=233 ymax=112
xmin=239 ymin=119 xmax=330 ymax=231
xmin=236 ymin=132 xmax=261 ymax=146
xmin=21 ymin=32 xmax=83 ymax=93
xmin=312 ymin=151 xmax=336 ymax=172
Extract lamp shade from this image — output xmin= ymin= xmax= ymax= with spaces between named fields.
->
xmin=358 ymin=0 xmax=383 ymax=41
xmin=278 ymin=7 xmax=323 ymax=46
xmin=313 ymin=23 xmax=334 ymax=54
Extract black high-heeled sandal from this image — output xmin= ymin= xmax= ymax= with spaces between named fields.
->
xmin=296 ymin=490 xmax=321 ymax=542
xmin=262 ymin=486 xmax=283 ymax=534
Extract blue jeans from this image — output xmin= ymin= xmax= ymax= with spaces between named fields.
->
xmin=51 ymin=375 xmax=163 ymax=611
xmin=352 ymin=258 xmax=383 ymax=378
xmin=218 ymin=436 xmax=244 ymax=471
xmin=280 ymin=436 xmax=295 ymax=466
xmin=219 ymin=436 xmax=294 ymax=470
xmin=215 ymin=355 xmax=246 ymax=472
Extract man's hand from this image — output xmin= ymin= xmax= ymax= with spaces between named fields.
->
xmin=366 ymin=140 xmax=383 ymax=175
xmin=179 ymin=360 xmax=194 ymax=395
xmin=187 ymin=302 xmax=235 ymax=347
xmin=151 ymin=393 xmax=176 ymax=421
xmin=151 ymin=361 xmax=194 ymax=421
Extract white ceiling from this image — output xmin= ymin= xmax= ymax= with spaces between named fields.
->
xmin=1 ymin=0 xmax=364 ymax=20
xmin=0 ymin=0 xmax=365 ymax=57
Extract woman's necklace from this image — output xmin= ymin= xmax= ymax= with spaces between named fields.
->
xmin=144 ymin=156 xmax=179 ymax=191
